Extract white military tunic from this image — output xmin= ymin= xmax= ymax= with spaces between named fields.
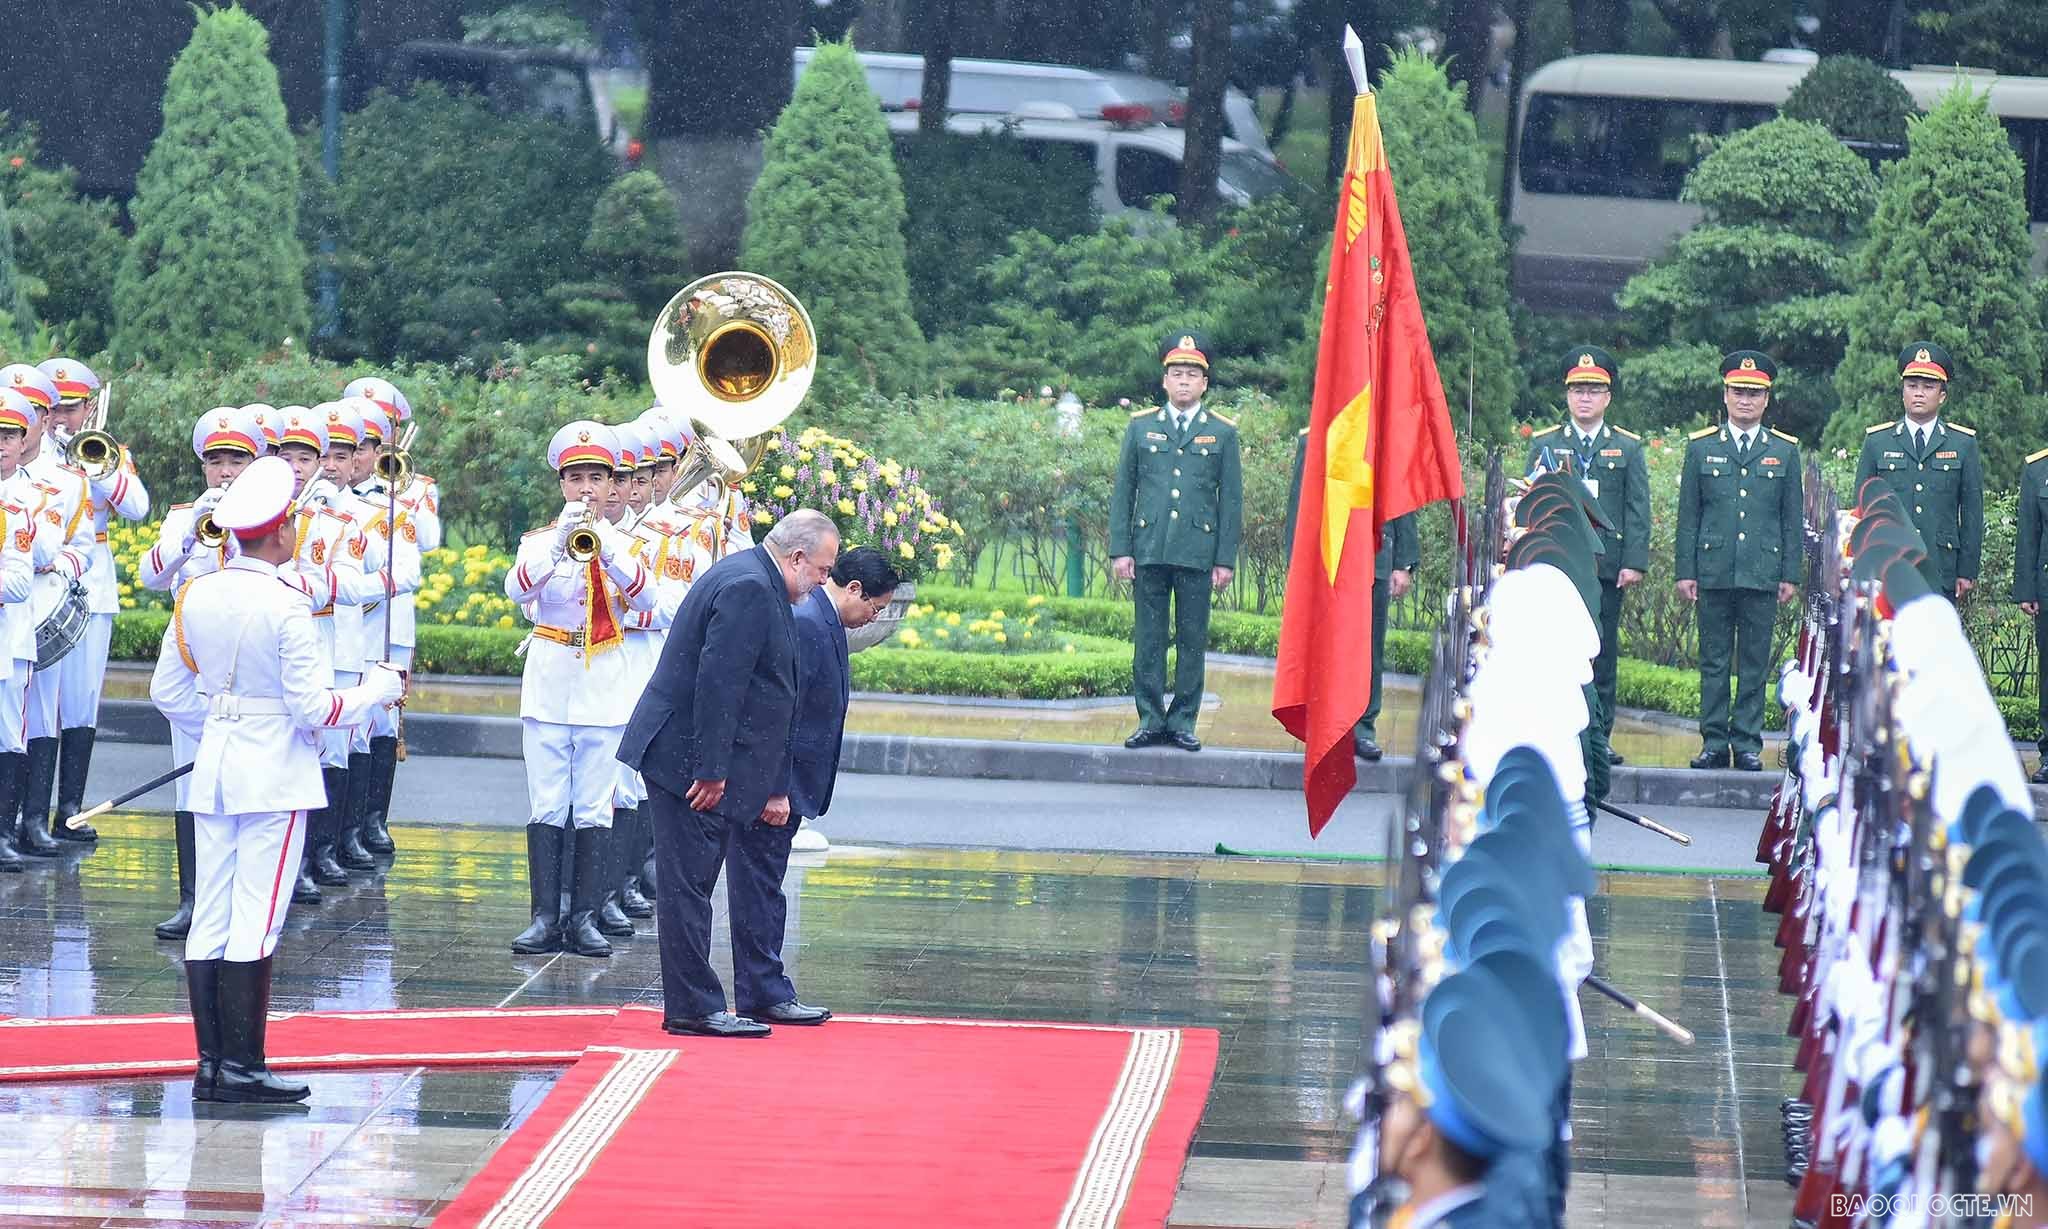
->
xmin=150 ymin=556 xmax=398 ymax=961
xmin=0 ymin=480 xmax=42 ymax=753
xmin=56 ymin=442 xmax=149 ymax=728
xmin=506 ymin=519 xmax=655 ymax=828
xmin=20 ymin=445 xmax=94 ymax=740
xmin=611 ymin=505 xmax=711 ymax=808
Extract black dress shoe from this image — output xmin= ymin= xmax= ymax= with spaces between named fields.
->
xmin=748 ymin=1000 xmax=832 ymax=1026
xmin=1690 ymin=748 xmax=1731 ymax=770
xmin=1734 ymin=751 xmax=1765 ymax=772
xmin=1607 ymin=748 xmax=1624 ymax=765
xmin=1352 ymin=735 xmax=1383 ymax=762
xmin=1168 ymin=731 xmax=1202 ymax=752
xmin=2032 ymin=763 xmax=2048 ymax=785
xmin=1123 ymin=728 xmax=1165 ymax=749
xmin=662 ymin=1010 xmax=771 ymax=1038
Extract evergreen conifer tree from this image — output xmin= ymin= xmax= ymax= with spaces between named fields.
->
xmin=740 ymin=39 xmax=927 ymax=403
xmin=1781 ymin=56 xmax=1917 ymax=147
xmin=1825 ymin=84 xmax=2045 ymax=485
xmin=114 ymin=7 xmax=307 ymax=366
xmin=1615 ymin=117 xmax=1877 ymax=441
xmin=0 ymin=186 xmax=32 ymax=349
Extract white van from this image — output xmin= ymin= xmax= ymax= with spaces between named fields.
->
xmin=1509 ymin=54 xmax=2048 ymax=310
xmin=795 ymin=47 xmax=1274 ymax=159
xmin=882 ymin=107 xmax=1295 ymax=221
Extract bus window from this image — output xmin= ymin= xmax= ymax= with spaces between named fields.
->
xmin=2005 ymin=118 xmax=2048 ymax=224
xmin=1519 ymin=94 xmax=1776 ymax=200
xmin=1117 ymin=146 xmax=1182 ymax=207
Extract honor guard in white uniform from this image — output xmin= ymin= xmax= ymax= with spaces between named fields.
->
xmin=150 ymin=456 xmax=405 ymax=1104
xmin=39 ymin=359 xmax=151 ymax=841
xmin=300 ymin=399 xmax=413 ymax=883
xmin=241 ymin=403 xmax=282 ymax=455
xmin=0 ymin=364 xmax=94 ymax=859
xmin=345 ymin=400 xmax=421 ymax=862
xmin=0 ymin=390 xmax=51 ymax=873
xmin=142 ymin=407 xmax=265 ymax=939
xmin=343 ymin=376 xmax=439 ymax=858
xmin=506 ymin=421 xmax=656 ymax=958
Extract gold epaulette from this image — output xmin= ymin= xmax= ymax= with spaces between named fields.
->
xmin=1130 ymin=407 xmax=1155 ymax=419
xmin=1866 ymin=422 xmax=1893 ymax=434
xmin=2027 ymin=446 xmax=2048 ymax=465
xmin=1688 ymin=425 xmax=1719 ymax=440
xmin=1530 ymin=424 xmax=1562 ymax=438
xmin=522 ymin=522 xmax=557 ymax=539
xmin=1209 ymin=411 xmax=1237 ymax=426
xmin=1770 ymin=428 xmax=1800 ymax=444
xmin=1948 ymin=422 xmax=1976 ymax=436
xmin=1611 ymin=426 xmax=1641 ymax=441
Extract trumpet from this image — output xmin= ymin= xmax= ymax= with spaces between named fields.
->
xmin=374 ymin=424 xmax=419 ymax=488
xmin=66 ymin=385 xmax=121 ymax=481
xmin=565 ymin=514 xmax=603 ymax=563
xmin=194 ymin=512 xmax=226 ymax=548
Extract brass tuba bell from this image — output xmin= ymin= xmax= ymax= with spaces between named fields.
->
xmin=646 ymin=272 xmax=815 ymax=503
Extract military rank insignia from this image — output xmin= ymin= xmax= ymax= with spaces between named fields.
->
xmin=665 ymin=555 xmax=686 ymax=580
xmin=402 ymin=522 xmax=417 ymax=543
xmin=13 ymin=529 xmax=29 ymax=553
xmin=311 ymin=540 xmax=326 ymax=565
xmin=349 ymin=537 xmax=366 ymax=560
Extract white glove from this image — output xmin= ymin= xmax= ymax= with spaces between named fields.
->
xmin=366 ymin=662 xmax=406 ymax=707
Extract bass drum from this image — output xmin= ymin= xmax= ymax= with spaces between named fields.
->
xmin=33 ymin=579 xmax=89 ymax=671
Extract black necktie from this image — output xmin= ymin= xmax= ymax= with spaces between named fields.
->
xmin=1914 ymin=427 xmax=1927 ymax=455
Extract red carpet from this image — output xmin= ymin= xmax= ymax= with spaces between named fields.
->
xmin=432 ymin=1007 xmax=1219 ymax=1229
xmin=0 ymin=1006 xmax=615 ymax=1082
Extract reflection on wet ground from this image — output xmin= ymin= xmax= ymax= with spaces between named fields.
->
xmin=107 ymin=662 xmax=1766 ymax=770
xmin=0 ymin=818 xmax=1796 ymax=1226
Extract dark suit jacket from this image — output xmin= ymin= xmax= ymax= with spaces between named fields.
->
xmin=786 ymin=586 xmax=851 ymax=819
xmin=617 ymin=545 xmax=798 ymax=823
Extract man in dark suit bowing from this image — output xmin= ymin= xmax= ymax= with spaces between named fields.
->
xmin=725 ymin=546 xmax=902 ymax=1027
xmin=617 ymin=508 xmax=839 ymax=1038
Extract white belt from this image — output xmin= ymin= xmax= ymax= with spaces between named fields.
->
xmin=202 ymin=693 xmax=291 ymax=718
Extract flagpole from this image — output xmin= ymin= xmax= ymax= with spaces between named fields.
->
xmin=1342 ymin=25 xmax=1369 ymax=94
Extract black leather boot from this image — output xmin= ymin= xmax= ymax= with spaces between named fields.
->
xmin=156 ymin=811 xmax=197 ymax=939
xmin=618 ymin=805 xmax=653 ymax=918
xmin=214 ymin=957 xmax=309 ymax=1103
xmin=336 ymin=754 xmax=376 ymax=870
xmin=185 ymin=957 xmax=223 ymax=1101
xmin=0 ymin=751 xmax=25 ymax=872
xmin=595 ymin=808 xmax=636 ymax=937
xmin=292 ymin=845 xmax=322 ymax=904
xmin=16 ymin=737 xmax=62 ymax=857
xmin=510 ymin=824 xmax=563 ymax=954
xmin=52 ymin=726 xmax=97 ymax=842
xmin=309 ymin=766 xmax=349 ymax=885
xmin=361 ymin=735 xmax=398 ymax=855
xmin=560 ymin=826 xmax=612 ymax=958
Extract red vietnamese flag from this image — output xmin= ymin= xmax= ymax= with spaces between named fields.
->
xmin=1272 ymin=89 xmax=1465 ymax=837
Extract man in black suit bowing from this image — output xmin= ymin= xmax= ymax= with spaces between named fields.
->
xmin=617 ymin=509 xmax=839 ymax=1038
xmin=726 ymin=547 xmax=902 ymax=1027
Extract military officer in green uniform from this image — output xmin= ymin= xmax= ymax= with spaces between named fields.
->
xmin=1524 ymin=346 xmax=1649 ymax=767
xmin=1282 ymin=429 xmax=1418 ymax=761
xmin=1674 ymin=351 xmax=1804 ymax=772
xmin=1110 ymin=333 xmax=1243 ymax=752
xmin=1853 ymin=342 xmax=1982 ymax=601
xmin=2011 ymin=442 xmax=2048 ymax=783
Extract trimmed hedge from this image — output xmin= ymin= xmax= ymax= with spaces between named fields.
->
xmin=852 ymin=648 xmax=1131 ymax=700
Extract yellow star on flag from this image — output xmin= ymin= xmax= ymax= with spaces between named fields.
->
xmin=1321 ymin=383 xmax=1374 ymax=584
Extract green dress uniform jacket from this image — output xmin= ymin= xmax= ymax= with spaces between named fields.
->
xmin=1108 ymin=405 xmax=1243 ymax=568
xmin=1675 ymin=424 xmax=1804 ymax=591
xmin=1524 ymin=421 xmax=1650 ymax=580
xmin=1853 ymin=418 xmax=1983 ymax=592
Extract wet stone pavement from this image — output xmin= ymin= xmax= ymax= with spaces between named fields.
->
xmin=0 ymin=816 xmax=1801 ymax=1227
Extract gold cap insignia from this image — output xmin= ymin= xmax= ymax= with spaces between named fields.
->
xmin=9 ymin=372 xmax=20 ymax=385
xmin=1179 ymin=335 xmax=1195 ymax=350
xmin=1916 ymin=348 xmax=1931 ymax=362
xmin=1578 ymin=353 xmax=1594 ymax=367
xmin=216 ymin=415 xmax=229 ymax=427
xmin=52 ymin=367 xmax=66 ymax=379
xmin=579 ymin=430 xmax=591 ymax=443
xmin=328 ymin=408 xmax=341 ymax=422
xmin=1740 ymin=357 xmax=1758 ymax=370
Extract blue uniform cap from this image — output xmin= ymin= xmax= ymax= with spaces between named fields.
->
xmin=1416 ymin=963 xmax=1566 ymax=1159
xmin=1953 ymin=784 xmax=2017 ymax=845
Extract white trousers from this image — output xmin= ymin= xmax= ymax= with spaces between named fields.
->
xmin=56 ymin=612 xmax=112 ymax=729
xmin=25 ymin=662 xmax=57 ymax=741
xmin=522 ymin=719 xmax=621 ymax=829
xmin=170 ymin=726 xmax=196 ymax=809
xmin=0 ymin=661 xmax=29 ymax=754
xmin=185 ymin=809 xmax=307 ymax=962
